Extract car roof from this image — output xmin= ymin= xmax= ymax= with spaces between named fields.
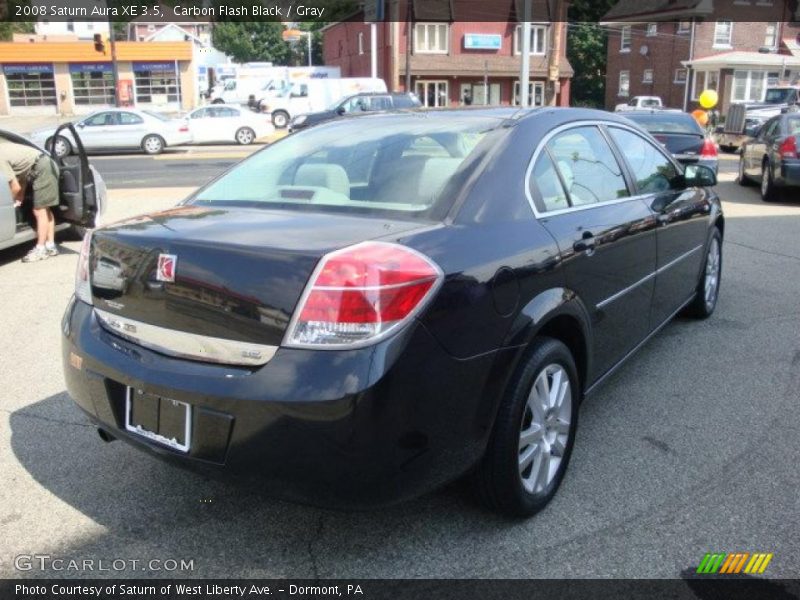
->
xmin=623 ymin=110 xmax=693 ymax=119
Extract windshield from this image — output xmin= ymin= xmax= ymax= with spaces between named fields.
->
xmin=142 ymin=110 xmax=169 ymax=122
xmin=192 ymin=115 xmax=499 ymax=219
xmin=764 ymin=88 xmax=797 ymax=104
xmin=628 ymin=114 xmax=702 ymax=135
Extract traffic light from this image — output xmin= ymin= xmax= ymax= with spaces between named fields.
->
xmin=94 ymin=33 xmax=105 ymax=53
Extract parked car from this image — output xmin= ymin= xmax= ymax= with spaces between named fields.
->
xmin=289 ymin=92 xmax=421 ymax=132
xmin=186 ymin=105 xmax=273 ymax=145
xmin=1 ymin=125 xmax=105 ymax=251
xmin=615 ymin=96 xmax=664 ymax=111
xmin=738 ymin=113 xmax=800 ymax=201
xmin=29 ymin=109 xmax=192 ymax=157
xmin=62 ymin=108 xmax=723 ymax=517
xmin=623 ymin=110 xmax=718 ymax=174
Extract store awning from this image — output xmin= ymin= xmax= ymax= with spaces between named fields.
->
xmin=0 ymin=41 xmax=192 ymax=64
xmin=683 ymin=51 xmax=800 ymax=70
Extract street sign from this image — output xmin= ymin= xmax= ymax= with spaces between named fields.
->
xmin=464 ymin=34 xmax=502 ymax=50
xmin=364 ymin=0 xmax=384 ymax=22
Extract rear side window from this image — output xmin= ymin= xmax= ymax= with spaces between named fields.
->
xmin=788 ymin=117 xmax=800 ymax=136
xmin=393 ymin=95 xmax=418 ymax=108
xmin=609 ymin=128 xmax=678 ymax=194
xmin=546 ymin=126 xmax=629 ymax=206
xmin=369 ymin=96 xmax=392 ymax=110
xmin=530 ymin=152 xmax=569 ymax=213
xmin=119 ymin=112 xmax=144 ymax=125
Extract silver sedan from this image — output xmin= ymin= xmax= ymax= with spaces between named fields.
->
xmin=29 ymin=109 xmax=192 ymax=157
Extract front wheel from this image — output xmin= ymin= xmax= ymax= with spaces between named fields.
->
xmin=272 ymin=111 xmax=289 ymax=129
xmin=685 ymin=228 xmax=722 ymax=319
xmin=473 ymin=337 xmax=579 ymax=517
xmin=235 ymin=127 xmax=255 ymax=145
xmin=142 ymin=134 xmax=165 ymax=155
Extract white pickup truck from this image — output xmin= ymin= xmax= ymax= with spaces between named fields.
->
xmin=615 ymin=96 xmax=664 ymax=111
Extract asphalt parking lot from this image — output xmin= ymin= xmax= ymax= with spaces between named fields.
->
xmin=1 ymin=158 xmax=798 ymax=579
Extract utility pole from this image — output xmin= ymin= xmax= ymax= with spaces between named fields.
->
xmin=371 ymin=23 xmax=378 ymax=78
xmin=404 ymin=0 xmax=413 ymax=93
xmin=547 ymin=0 xmax=563 ymax=106
xmin=107 ymin=1 xmax=120 ymax=107
xmin=520 ymin=0 xmax=531 ymax=107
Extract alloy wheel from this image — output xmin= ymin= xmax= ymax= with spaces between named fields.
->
xmin=236 ymin=128 xmax=254 ymax=145
xmin=704 ymin=237 xmax=720 ymax=310
xmin=54 ymin=137 xmax=70 ymax=158
xmin=518 ymin=364 xmax=572 ymax=494
xmin=144 ymin=136 xmax=163 ymax=154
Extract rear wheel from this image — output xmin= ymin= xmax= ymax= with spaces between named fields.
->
xmin=211 ymin=98 xmax=224 ymax=104
xmin=142 ymin=134 xmax=165 ymax=155
xmin=48 ymin=136 xmax=72 ymax=158
xmin=737 ymin=155 xmax=753 ymax=186
xmin=761 ymin=159 xmax=779 ymax=202
xmin=235 ymin=127 xmax=255 ymax=145
xmin=272 ymin=111 xmax=289 ymax=129
xmin=473 ymin=337 xmax=579 ymax=517
xmin=686 ymin=228 xmax=722 ymax=319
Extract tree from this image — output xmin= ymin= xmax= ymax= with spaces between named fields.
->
xmin=0 ymin=22 xmax=34 ymax=41
xmin=212 ymin=22 xmax=293 ymax=64
xmin=566 ymin=0 xmax=616 ymax=108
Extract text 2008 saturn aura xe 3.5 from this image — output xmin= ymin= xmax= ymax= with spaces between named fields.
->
xmin=62 ymin=108 xmax=722 ymax=517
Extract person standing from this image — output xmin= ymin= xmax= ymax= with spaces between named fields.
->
xmin=1 ymin=141 xmax=60 ymax=262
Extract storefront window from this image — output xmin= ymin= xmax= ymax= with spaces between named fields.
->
xmin=4 ymin=64 xmax=56 ymax=107
xmin=70 ymin=63 xmax=114 ymax=106
xmin=133 ymin=61 xmax=181 ymax=105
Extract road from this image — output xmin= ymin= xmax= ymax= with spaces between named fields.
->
xmin=0 ymin=166 xmax=798 ymax=580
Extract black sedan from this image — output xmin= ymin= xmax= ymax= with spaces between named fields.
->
xmin=738 ymin=113 xmax=800 ymax=202
xmin=62 ymin=108 xmax=723 ymax=517
xmin=622 ymin=110 xmax=719 ymax=175
xmin=289 ymin=92 xmax=421 ymax=132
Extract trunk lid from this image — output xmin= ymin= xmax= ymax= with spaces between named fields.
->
xmin=652 ymin=132 xmax=704 ymax=157
xmin=90 ymin=205 xmax=426 ymax=348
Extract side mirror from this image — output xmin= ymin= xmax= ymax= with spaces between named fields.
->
xmin=336 ymin=106 xmax=346 ymax=115
xmin=76 ymin=122 xmax=85 ymax=128
xmin=684 ymin=164 xmax=717 ymax=187
xmin=744 ymin=124 xmax=760 ymax=137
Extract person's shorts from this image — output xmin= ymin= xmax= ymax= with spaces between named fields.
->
xmin=31 ymin=155 xmax=59 ymax=209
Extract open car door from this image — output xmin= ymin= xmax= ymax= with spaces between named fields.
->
xmin=47 ymin=123 xmax=101 ymax=229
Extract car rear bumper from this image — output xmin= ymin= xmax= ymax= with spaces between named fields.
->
xmin=779 ymin=159 xmax=800 ymax=187
xmin=62 ymin=298 xmax=508 ymax=507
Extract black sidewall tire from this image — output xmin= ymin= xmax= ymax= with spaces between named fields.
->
xmin=50 ymin=136 xmax=71 ymax=158
xmin=236 ymin=127 xmax=255 ymax=145
xmin=272 ymin=112 xmax=289 ymax=129
xmin=686 ymin=227 xmax=722 ymax=319
xmin=737 ymin=157 xmax=749 ymax=186
xmin=142 ymin=135 xmax=164 ymax=155
xmin=761 ymin=162 xmax=777 ymax=202
xmin=474 ymin=337 xmax=580 ymax=518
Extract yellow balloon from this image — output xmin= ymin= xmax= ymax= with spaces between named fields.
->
xmin=699 ymin=90 xmax=718 ymax=109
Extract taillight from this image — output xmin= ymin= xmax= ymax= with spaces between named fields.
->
xmin=700 ymin=138 xmax=718 ymax=158
xmin=284 ymin=241 xmax=443 ymax=348
xmin=75 ymin=230 xmax=93 ymax=305
xmin=779 ymin=136 xmax=798 ymax=159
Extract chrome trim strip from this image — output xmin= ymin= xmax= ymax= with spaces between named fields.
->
xmin=596 ymin=245 xmax=703 ymax=310
xmin=95 ymin=308 xmax=278 ymax=367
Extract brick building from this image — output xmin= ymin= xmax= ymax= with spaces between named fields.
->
xmin=602 ymin=0 xmax=800 ymax=113
xmin=322 ymin=1 xmax=573 ymax=107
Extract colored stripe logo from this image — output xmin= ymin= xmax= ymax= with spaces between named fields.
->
xmin=697 ymin=552 xmax=773 ymax=574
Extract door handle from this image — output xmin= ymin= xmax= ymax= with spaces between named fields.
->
xmin=573 ymin=232 xmax=596 ymax=255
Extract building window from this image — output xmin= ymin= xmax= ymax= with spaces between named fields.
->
xmin=620 ymin=26 xmax=631 ymax=52
xmin=87 ymin=22 xmax=93 ymax=31
xmin=674 ymin=68 xmax=687 ymax=83
xmin=713 ymin=20 xmax=733 ymax=47
xmin=514 ymin=24 xmax=548 ymax=55
xmin=767 ymin=71 xmax=780 ymax=85
xmin=646 ymin=23 xmax=657 ymax=37
xmin=415 ymin=80 xmax=448 ymax=107
xmin=414 ymin=23 xmax=448 ymax=54
xmin=462 ymin=82 xmax=501 ymax=106
xmin=677 ymin=21 xmax=691 ymax=34
xmin=513 ymin=80 xmax=545 ymax=106
xmin=618 ymin=70 xmax=630 ymax=96
xmin=764 ymin=22 xmax=778 ymax=48
xmin=643 ymin=69 xmax=654 ymax=83
xmin=66 ymin=20 xmax=74 ymax=32
xmin=692 ymin=70 xmax=719 ymax=99
xmin=358 ymin=32 xmax=365 ymax=55
xmin=70 ymin=65 xmax=115 ymax=105
xmin=732 ymin=70 xmax=766 ymax=102
xmin=147 ymin=24 xmax=156 ymax=32
xmin=4 ymin=65 xmax=57 ymax=107
xmin=133 ymin=62 xmax=181 ymax=105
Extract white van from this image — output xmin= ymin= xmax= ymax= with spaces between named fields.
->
xmin=212 ymin=66 xmax=342 ymax=108
xmin=259 ymin=78 xmax=388 ymax=128
xmin=210 ymin=78 xmax=271 ymax=107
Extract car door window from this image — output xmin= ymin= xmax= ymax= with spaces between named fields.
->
xmin=369 ymin=96 xmax=392 ymax=111
xmin=529 ymin=152 xmax=570 ymax=213
xmin=608 ymin=127 xmax=678 ymax=194
xmin=546 ymin=126 xmax=629 ymax=206
xmin=84 ymin=112 xmax=117 ymax=127
xmin=118 ymin=112 xmax=144 ymax=125
xmin=218 ymin=107 xmax=239 ymax=118
xmin=190 ymin=108 xmax=208 ymax=119
xmin=761 ymin=119 xmax=779 ymax=140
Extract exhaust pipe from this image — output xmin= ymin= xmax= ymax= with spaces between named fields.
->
xmin=97 ymin=428 xmax=116 ymax=443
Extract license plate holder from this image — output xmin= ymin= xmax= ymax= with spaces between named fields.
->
xmin=125 ymin=387 xmax=191 ymax=453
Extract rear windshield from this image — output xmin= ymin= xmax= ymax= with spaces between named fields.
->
xmin=788 ymin=117 xmax=800 ymax=136
xmin=192 ymin=115 xmax=498 ymax=219
xmin=143 ymin=110 xmax=169 ymax=122
xmin=627 ymin=113 xmax=703 ymax=136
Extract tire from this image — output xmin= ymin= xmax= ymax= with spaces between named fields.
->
xmin=48 ymin=136 xmax=72 ymax=158
xmin=473 ymin=337 xmax=579 ymax=517
xmin=685 ymin=227 xmax=722 ymax=319
xmin=737 ymin=155 xmax=753 ymax=186
xmin=719 ymin=144 xmax=735 ymax=154
xmin=272 ymin=111 xmax=289 ymax=129
xmin=235 ymin=127 xmax=255 ymax=145
xmin=760 ymin=159 xmax=778 ymax=202
xmin=211 ymin=98 xmax=224 ymax=104
xmin=141 ymin=134 xmax=165 ymax=155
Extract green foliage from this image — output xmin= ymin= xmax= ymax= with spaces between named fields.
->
xmin=212 ymin=22 xmax=293 ymax=64
xmin=566 ymin=0 xmax=617 ymax=108
xmin=0 ymin=21 xmax=34 ymax=41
